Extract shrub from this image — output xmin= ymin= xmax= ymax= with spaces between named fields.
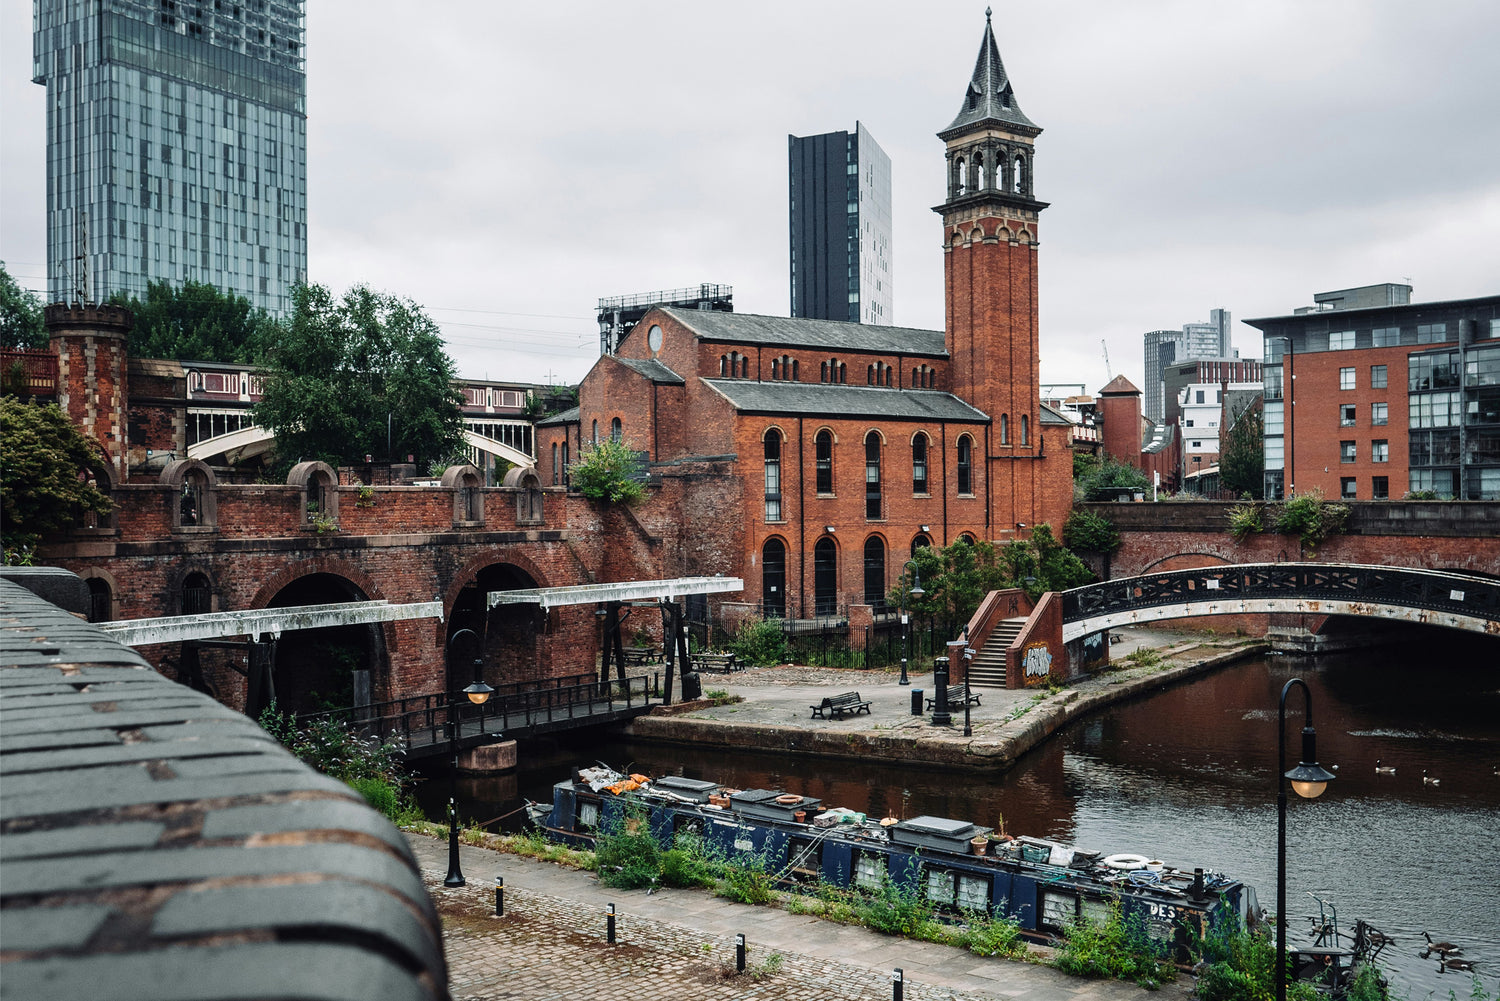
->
xmin=728 ymin=618 xmax=787 ymax=666
xmin=258 ymin=703 xmax=406 ymax=787
xmin=594 ymin=804 xmax=662 ymax=890
xmin=1269 ymin=491 xmax=1349 ymax=551
xmin=569 ymin=437 xmax=646 ymax=505
xmin=347 ymin=776 xmax=400 ymax=817
xmin=956 ymin=911 xmax=1028 ymax=958
xmin=1064 ymin=509 xmax=1122 ymax=554
xmin=1076 ymin=457 xmax=1149 ymax=502
xmin=852 ymin=876 xmax=934 ymax=937
xmin=1227 ymin=502 xmax=1264 ymax=542
xmin=1051 ymin=900 xmax=1176 ymax=987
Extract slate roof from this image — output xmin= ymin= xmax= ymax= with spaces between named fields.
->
xmin=536 ymin=405 xmax=579 ymax=427
xmin=940 ymin=12 xmax=1039 ymax=139
xmin=0 ymin=574 xmax=447 ymax=1000
xmin=702 ymin=380 xmax=988 ymax=422
xmin=1099 ymin=374 xmax=1142 ymax=395
xmin=611 ymin=356 xmax=685 ymax=384
xmin=659 ymin=307 xmax=947 ymax=357
xmin=1039 ymin=401 xmax=1071 ymax=426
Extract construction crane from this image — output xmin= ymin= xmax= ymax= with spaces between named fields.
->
xmin=1101 ymin=339 xmax=1112 ymax=379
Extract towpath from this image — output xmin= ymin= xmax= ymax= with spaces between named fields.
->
xmin=630 ymin=625 xmax=1264 ymax=771
xmin=408 ymin=833 xmax=1195 ymax=1001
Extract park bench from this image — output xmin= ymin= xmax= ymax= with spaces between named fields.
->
xmin=926 ymin=684 xmax=981 ymax=711
xmin=809 ymin=691 xmax=872 ymax=720
xmin=623 ymin=646 xmax=662 ymax=667
xmin=693 ymin=652 xmax=740 ymax=673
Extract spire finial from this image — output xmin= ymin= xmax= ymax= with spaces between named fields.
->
xmin=985 ymin=6 xmax=992 ymax=21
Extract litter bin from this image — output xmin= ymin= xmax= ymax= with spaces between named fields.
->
xmin=680 ymin=670 xmax=702 ymax=702
xmin=911 ymin=689 xmax=924 ymax=716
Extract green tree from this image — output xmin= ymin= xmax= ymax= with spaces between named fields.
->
xmin=0 ymin=399 xmax=113 ymax=559
xmin=1219 ymin=399 xmax=1265 ymax=499
xmin=569 ymin=436 xmax=646 ymax=505
xmin=1075 ymin=456 xmax=1149 ymax=501
xmin=893 ymin=526 xmax=1093 ymax=628
xmin=109 ymin=279 xmax=280 ymax=364
xmin=253 ymin=284 xmax=464 ymax=467
xmin=1 ymin=261 xmax=49 ymax=349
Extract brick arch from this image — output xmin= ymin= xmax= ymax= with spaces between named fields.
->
xmin=760 ymin=424 xmax=788 ymax=443
xmin=248 ymin=558 xmax=385 ymax=611
xmin=444 ymin=547 xmax=558 ymax=615
xmin=166 ymin=561 xmax=220 ymax=614
xmin=76 ymin=566 xmax=122 ymax=621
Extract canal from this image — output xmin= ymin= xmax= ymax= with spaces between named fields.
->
xmin=431 ymin=639 xmax=1500 ymax=998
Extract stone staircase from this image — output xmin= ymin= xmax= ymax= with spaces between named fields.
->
xmin=965 ymin=616 xmax=1029 ymax=688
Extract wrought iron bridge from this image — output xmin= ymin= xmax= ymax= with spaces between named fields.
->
xmin=1060 ymin=562 xmax=1500 ymax=642
xmin=302 ymin=673 xmax=660 ymax=759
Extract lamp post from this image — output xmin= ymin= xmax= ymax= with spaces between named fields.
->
xmin=444 ymin=628 xmax=496 ymax=888
xmin=1275 ymin=678 xmax=1336 ymax=1001
xmin=899 ymin=560 xmax=924 ymax=686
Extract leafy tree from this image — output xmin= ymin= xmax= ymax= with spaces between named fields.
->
xmin=569 ymin=436 xmax=646 ymax=505
xmin=1063 ymin=509 xmax=1121 ymax=554
xmin=1 ymin=261 xmax=48 ymax=349
xmin=1075 ymin=456 xmax=1149 ymax=501
xmin=109 ymin=279 xmax=280 ymax=364
xmin=253 ymin=283 xmax=464 ymax=467
xmin=892 ymin=526 xmax=1093 ymax=629
xmin=1219 ymin=398 xmax=1265 ymax=499
xmin=1 ymin=399 xmax=113 ymax=558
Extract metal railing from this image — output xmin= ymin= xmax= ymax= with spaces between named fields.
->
xmin=598 ymin=283 xmax=732 ymax=312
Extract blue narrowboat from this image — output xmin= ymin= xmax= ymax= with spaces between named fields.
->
xmin=536 ymin=767 xmax=1260 ymax=959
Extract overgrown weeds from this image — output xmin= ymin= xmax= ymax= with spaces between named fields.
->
xmin=1050 ymin=900 xmax=1176 ymax=989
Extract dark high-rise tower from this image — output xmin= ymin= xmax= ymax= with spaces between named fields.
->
xmin=938 ymin=9 xmax=1050 ymax=531
xmin=33 ymin=0 xmax=307 ymax=315
xmin=788 ymin=122 xmax=892 ymax=325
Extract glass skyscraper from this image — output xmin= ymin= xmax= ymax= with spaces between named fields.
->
xmin=33 ymin=0 xmax=306 ymax=316
xmin=789 ymin=122 xmax=892 ymax=325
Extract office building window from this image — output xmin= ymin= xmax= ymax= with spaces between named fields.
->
xmin=1372 ymin=440 xmax=1388 ymax=463
xmin=1340 ymin=441 xmax=1356 ymax=463
xmin=1409 ymin=392 xmax=1461 ymax=428
xmin=1416 ymin=323 xmax=1449 ymax=344
xmin=1371 ymin=364 xmax=1387 ymax=389
xmin=1340 ymin=404 xmax=1356 ymax=427
xmin=1372 ymin=402 xmax=1388 ymax=425
xmin=1372 ymin=476 xmax=1389 ymax=499
xmin=1341 ymin=477 xmax=1357 ymax=499
xmin=1340 ymin=367 xmax=1355 ymax=390
xmin=1329 ymin=330 xmax=1356 ymax=350
xmin=1409 ymin=351 xmax=1461 ymax=391
xmin=1491 ymin=319 xmax=1500 ymax=340
xmin=1371 ymin=327 xmax=1400 ymax=348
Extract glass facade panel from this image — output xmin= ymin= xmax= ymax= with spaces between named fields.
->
xmin=34 ymin=0 xmax=307 ymax=315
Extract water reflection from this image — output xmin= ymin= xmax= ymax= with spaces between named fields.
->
xmin=435 ymin=640 xmax=1500 ymax=998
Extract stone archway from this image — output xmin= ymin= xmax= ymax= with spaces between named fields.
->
xmin=446 ymin=562 xmax=546 ymax=690
xmin=264 ymin=572 xmax=386 ymax=714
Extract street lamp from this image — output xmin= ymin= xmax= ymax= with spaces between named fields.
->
xmin=445 ymin=627 xmax=496 ymax=888
xmin=1275 ymin=678 xmax=1336 ymax=1001
xmin=899 ymin=560 xmax=924 ymax=686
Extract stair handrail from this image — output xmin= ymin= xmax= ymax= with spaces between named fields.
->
xmin=960 ymin=587 xmax=1033 ymax=662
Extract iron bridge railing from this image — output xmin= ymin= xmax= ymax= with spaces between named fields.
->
xmin=300 ymin=673 xmax=659 ymax=755
xmin=1061 ymin=562 xmax=1500 ymax=625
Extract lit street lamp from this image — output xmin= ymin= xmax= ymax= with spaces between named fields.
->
xmin=1275 ymin=678 xmax=1336 ymax=1001
xmin=444 ymin=627 xmax=496 ymax=887
xmin=899 ymin=560 xmax=924 ymax=686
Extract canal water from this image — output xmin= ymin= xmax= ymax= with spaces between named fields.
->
xmin=431 ymin=640 xmax=1500 ymax=999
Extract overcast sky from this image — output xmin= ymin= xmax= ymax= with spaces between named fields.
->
xmin=4 ymin=1 xmax=1498 ymax=393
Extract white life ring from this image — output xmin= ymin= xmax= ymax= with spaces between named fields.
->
xmin=1103 ymin=853 xmax=1151 ymax=870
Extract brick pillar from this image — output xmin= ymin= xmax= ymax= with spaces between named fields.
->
xmin=46 ymin=303 xmax=133 ymax=483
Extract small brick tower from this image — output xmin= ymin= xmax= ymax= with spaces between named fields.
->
xmin=45 ymin=303 xmax=133 ymax=483
xmin=938 ymin=9 xmax=1050 ymax=534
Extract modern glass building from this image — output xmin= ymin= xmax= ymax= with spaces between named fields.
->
xmin=1141 ymin=309 xmax=1234 ymax=422
xmin=33 ymin=0 xmax=306 ymax=316
xmin=788 ymin=122 xmax=892 ymax=325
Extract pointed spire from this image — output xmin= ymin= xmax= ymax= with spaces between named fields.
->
xmin=939 ymin=11 xmax=1038 ymax=139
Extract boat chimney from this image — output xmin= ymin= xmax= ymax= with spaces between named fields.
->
xmin=1191 ymin=867 xmax=1206 ymax=898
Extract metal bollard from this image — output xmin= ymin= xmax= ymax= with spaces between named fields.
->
xmin=910 ymin=688 xmax=923 ymax=716
xmin=736 ymin=932 xmax=746 ymax=973
xmin=494 ymin=875 xmax=504 ymax=917
xmin=893 ymin=967 xmax=904 ymax=1001
xmin=606 ymin=902 xmax=616 ymax=944
xmin=964 ymin=697 xmax=972 ymax=737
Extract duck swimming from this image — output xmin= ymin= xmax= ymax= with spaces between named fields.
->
xmin=1375 ymin=759 xmax=1396 ymax=775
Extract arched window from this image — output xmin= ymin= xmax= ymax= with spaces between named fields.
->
xmin=912 ymin=433 xmax=929 ymax=494
xmin=864 ymin=431 xmax=882 ymax=520
xmin=911 ymin=534 xmax=931 ymax=553
xmin=821 ymin=360 xmax=830 ymax=383
xmin=791 ymin=359 xmax=799 ymax=381
xmin=1000 ymin=414 xmax=1009 ymax=445
xmin=182 ymin=571 xmax=212 ymax=615
xmin=957 ymin=435 xmax=973 ymax=495
xmin=838 ymin=362 xmax=846 ymax=384
xmin=762 ymin=538 xmax=786 ymax=619
xmin=867 ymin=364 xmax=875 ymax=386
xmin=551 ymin=443 xmax=560 ymax=485
xmin=1014 ymin=154 xmax=1025 ymax=195
xmin=772 ymin=359 xmax=780 ymax=380
xmin=972 ymin=151 xmax=985 ymax=190
xmin=1020 ymin=415 xmax=1029 ymax=446
xmin=815 ymin=430 xmax=833 ymax=494
xmin=611 ymin=417 xmax=622 ymax=442
xmin=592 ymin=419 xmax=599 ymax=442
xmin=863 ymin=536 xmax=887 ymax=610
xmin=814 ymin=537 xmax=838 ymax=616
xmin=764 ymin=429 xmax=782 ymax=522
xmin=720 ymin=355 xmax=728 ymax=376
xmin=86 ymin=576 xmax=112 ymax=623
xmin=560 ymin=442 xmax=570 ymax=487
xmin=912 ymin=367 xmax=920 ymax=387
xmin=957 ymin=157 xmax=967 ymax=195
xmin=958 ymin=532 xmax=977 ymax=545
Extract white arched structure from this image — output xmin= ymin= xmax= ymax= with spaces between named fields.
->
xmin=187 ymin=423 xmax=535 ymax=470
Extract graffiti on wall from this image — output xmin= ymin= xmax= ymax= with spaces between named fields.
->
xmin=1022 ymin=642 xmax=1053 ymax=682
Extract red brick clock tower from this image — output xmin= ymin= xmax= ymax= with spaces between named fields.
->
xmin=937 ymin=10 xmax=1052 ymax=535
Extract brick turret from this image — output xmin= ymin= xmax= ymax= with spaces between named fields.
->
xmin=46 ymin=303 xmax=133 ymax=482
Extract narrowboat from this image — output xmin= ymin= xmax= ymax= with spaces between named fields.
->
xmin=534 ymin=767 xmax=1261 ymax=958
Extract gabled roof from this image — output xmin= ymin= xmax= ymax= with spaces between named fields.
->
xmin=611 ymin=356 xmax=685 ymax=385
xmin=536 ymin=406 xmax=579 ymax=427
xmin=658 ymin=307 xmax=947 ymax=357
xmin=939 ymin=10 xmax=1039 ymax=139
xmin=1098 ymin=375 xmax=1141 ymax=396
xmin=702 ymin=380 xmax=988 ymax=423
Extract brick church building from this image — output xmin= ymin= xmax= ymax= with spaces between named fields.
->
xmin=539 ymin=13 xmax=1075 ymax=622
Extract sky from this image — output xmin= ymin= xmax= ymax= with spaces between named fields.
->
xmin=4 ymin=1 xmax=1499 ymax=394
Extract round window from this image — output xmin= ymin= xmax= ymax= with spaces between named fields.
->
xmin=647 ymin=324 xmax=663 ymax=353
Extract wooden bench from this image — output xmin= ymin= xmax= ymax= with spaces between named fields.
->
xmin=693 ymin=652 xmax=739 ymax=674
xmin=810 ymin=691 xmax=872 ymax=720
xmin=926 ymin=684 xmax=981 ymax=711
